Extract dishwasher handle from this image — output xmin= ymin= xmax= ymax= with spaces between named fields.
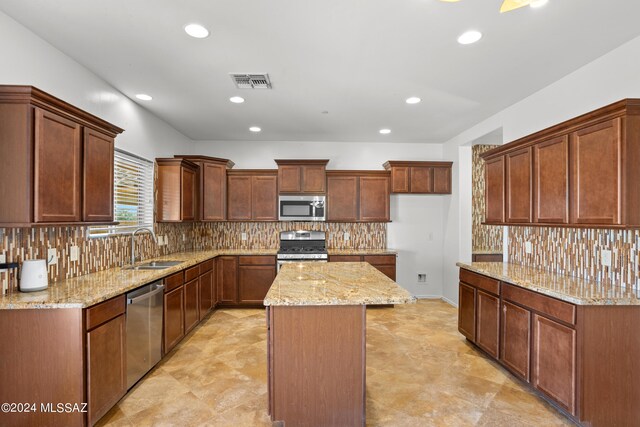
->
xmin=127 ymin=284 xmax=165 ymax=304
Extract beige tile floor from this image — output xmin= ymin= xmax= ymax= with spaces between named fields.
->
xmin=98 ymin=300 xmax=574 ymax=426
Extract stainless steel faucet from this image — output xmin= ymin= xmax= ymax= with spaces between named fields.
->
xmin=131 ymin=227 xmax=158 ymax=266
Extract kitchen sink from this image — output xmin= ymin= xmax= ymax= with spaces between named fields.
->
xmin=124 ymin=260 xmax=183 ymax=270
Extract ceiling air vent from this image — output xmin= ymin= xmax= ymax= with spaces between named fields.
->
xmin=230 ymin=73 xmax=272 ymax=89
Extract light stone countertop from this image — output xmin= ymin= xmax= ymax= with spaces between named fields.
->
xmin=0 ymin=249 xmax=277 ymax=310
xmin=264 ymin=262 xmax=415 ymax=306
xmin=327 ymin=249 xmax=397 ymax=256
xmin=457 ymin=262 xmax=640 ymax=306
xmin=471 ymin=249 xmax=503 ymax=255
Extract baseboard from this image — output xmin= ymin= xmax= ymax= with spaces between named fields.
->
xmin=440 ymin=296 xmax=458 ymax=308
xmin=414 ymin=295 xmax=442 ymax=300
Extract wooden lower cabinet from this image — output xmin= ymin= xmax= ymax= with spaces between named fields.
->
xmin=199 ymin=269 xmax=213 ymax=318
xmin=218 ymin=256 xmax=239 ymax=305
xmin=329 ymin=254 xmax=397 ymax=280
xmin=458 ymin=282 xmax=476 ymax=342
xmin=238 ymin=263 xmax=276 ymax=305
xmin=163 ymin=286 xmax=185 ymax=354
xmin=532 ymin=314 xmax=576 ymax=415
xmin=500 ymin=300 xmax=531 ymax=381
xmin=184 ymin=278 xmax=200 ymax=334
xmin=471 ymin=253 xmax=503 ymax=262
xmin=476 ymin=290 xmax=500 ymax=358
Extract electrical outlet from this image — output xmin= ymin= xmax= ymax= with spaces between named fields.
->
xmin=241 ymin=232 xmax=247 ymax=241
xmin=602 ymin=250 xmax=612 ymax=267
xmin=70 ymin=246 xmax=79 ymax=262
xmin=525 ymin=241 xmax=533 ymax=254
xmin=344 ymin=232 xmax=350 ymax=241
xmin=418 ymin=273 xmax=427 ymax=283
xmin=47 ymin=248 xmax=58 ymax=266
xmin=160 ymin=235 xmax=166 ymax=246
xmin=0 ymin=254 xmax=5 ymax=271
xmin=182 ymin=233 xmax=186 ymax=242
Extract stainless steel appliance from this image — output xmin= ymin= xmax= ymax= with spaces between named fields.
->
xmin=277 ymin=230 xmax=328 ymax=271
xmin=126 ymin=281 xmax=164 ymax=389
xmin=278 ymin=195 xmax=326 ymax=221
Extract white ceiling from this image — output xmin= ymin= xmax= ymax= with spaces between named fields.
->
xmin=2 ymin=0 xmax=640 ymax=143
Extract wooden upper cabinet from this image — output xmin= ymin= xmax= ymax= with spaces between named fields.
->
xmin=227 ymin=171 xmax=278 ymax=221
xmin=327 ymin=171 xmax=390 ymax=222
xmin=359 ymin=176 xmax=390 ymax=222
xmin=327 ymin=174 xmax=359 ymax=221
xmin=156 ymin=158 xmax=198 ymax=222
xmin=505 ymin=148 xmax=532 ymax=223
xmin=83 ymin=128 xmax=114 ymax=222
xmin=0 ymin=86 xmax=123 ymax=226
xmin=484 ymin=156 xmax=505 ymax=223
xmin=174 ymin=156 xmax=234 ymax=221
xmin=570 ymin=118 xmax=621 ymax=225
xmin=533 ymin=136 xmax=569 ymax=224
xmin=34 ymin=108 xmax=83 ymax=223
xmin=275 ymin=160 xmax=329 ymax=194
xmin=383 ymin=161 xmax=453 ymax=194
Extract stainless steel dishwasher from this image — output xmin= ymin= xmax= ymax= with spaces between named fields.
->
xmin=126 ymin=281 xmax=164 ymax=389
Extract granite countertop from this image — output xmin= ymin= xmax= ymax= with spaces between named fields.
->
xmin=472 ymin=249 xmax=503 ymax=255
xmin=327 ymin=249 xmax=398 ymax=256
xmin=457 ymin=262 xmax=640 ymax=306
xmin=0 ymin=249 xmax=277 ymax=310
xmin=264 ymin=262 xmax=415 ymax=306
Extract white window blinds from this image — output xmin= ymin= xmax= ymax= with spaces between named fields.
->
xmin=89 ymin=149 xmax=154 ymax=237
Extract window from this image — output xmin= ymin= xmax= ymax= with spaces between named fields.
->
xmin=89 ymin=149 xmax=154 ymax=237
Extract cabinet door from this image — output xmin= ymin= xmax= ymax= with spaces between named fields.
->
xmin=410 ymin=167 xmax=433 ymax=193
xmin=570 ymin=118 xmax=621 ymax=225
xmin=533 ymin=136 xmax=569 ymax=224
xmin=433 ymin=167 xmax=452 ymax=194
xmin=500 ymin=301 xmax=531 ymax=381
xmin=327 ymin=176 xmax=359 ymax=221
xmin=458 ymin=283 xmax=476 ymax=342
xmin=218 ymin=256 xmax=238 ymax=304
xmin=181 ymin=167 xmax=196 ymax=221
xmin=476 ymin=290 xmax=500 ymax=358
xmin=506 ymin=148 xmax=532 ymax=223
xmin=532 ymin=314 xmax=576 ymax=415
xmin=184 ymin=278 xmax=200 ymax=333
xmin=163 ymin=286 xmax=184 ymax=353
xmin=252 ymin=175 xmax=278 ymax=220
xmin=371 ymin=264 xmax=396 ymax=281
xmin=359 ymin=176 xmax=390 ymax=221
xmin=301 ymin=165 xmax=326 ymax=193
xmin=83 ymin=128 xmax=114 ymax=222
xmin=201 ymin=162 xmax=226 ymax=221
xmin=390 ymin=167 xmax=410 ymax=193
xmin=329 ymin=255 xmax=362 ymax=262
xmin=239 ymin=265 xmax=276 ymax=304
xmin=87 ymin=314 xmax=126 ymax=425
xmin=485 ymin=156 xmax=505 ymax=223
xmin=199 ymin=270 xmax=213 ymax=318
xmin=278 ymin=165 xmax=301 ymax=193
xmin=34 ymin=108 xmax=82 ymax=222
xmin=227 ymin=175 xmax=252 ymax=220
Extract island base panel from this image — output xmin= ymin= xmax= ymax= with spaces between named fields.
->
xmin=268 ymin=305 xmax=365 ymax=426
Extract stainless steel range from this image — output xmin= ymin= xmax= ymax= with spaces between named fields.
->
xmin=277 ymin=230 xmax=328 ymax=271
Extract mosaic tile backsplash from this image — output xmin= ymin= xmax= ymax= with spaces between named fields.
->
xmin=509 ymin=227 xmax=640 ymax=289
xmin=0 ymin=222 xmax=385 ymax=292
xmin=472 ymin=145 xmax=503 ymax=252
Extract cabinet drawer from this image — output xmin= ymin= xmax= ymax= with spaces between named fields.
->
xmin=239 ymin=255 xmax=276 ymax=266
xmin=363 ymin=255 xmax=395 ymax=265
xmin=86 ymin=295 xmax=125 ymax=331
xmin=200 ymin=259 xmax=214 ymax=274
xmin=165 ymin=271 xmax=184 ymax=292
xmin=329 ymin=255 xmax=362 ymax=262
xmin=459 ymin=269 xmax=500 ymax=296
xmin=503 ymin=283 xmax=576 ymax=326
xmin=185 ymin=265 xmax=200 ymax=282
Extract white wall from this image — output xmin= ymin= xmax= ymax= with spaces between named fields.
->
xmin=0 ymin=11 xmax=190 ymax=160
xmin=189 ymin=140 xmax=446 ymax=296
xmin=441 ymin=34 xmax=640 ymax=305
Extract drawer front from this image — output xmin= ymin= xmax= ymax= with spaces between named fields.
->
xmin=459 ymin=269 xmax=500 ymax=296
xmin=86 ymin=295 xmax=125 ymax=331
xmin=503 ymin=283 xmax=576 ymax=326
xmin=200 ymin=259 xmax=214 ymax=274
xmin=165 ymin=271 xmax=184 ymax=293
xmin=185 ymin=265 xmax=200 ymax=282
xmin=329 ymin=255 xmax=362 ymax=262
xmin=363 ymin=255 xmax=396 ymax=265
xmin=238 ymin=255 xmax=276 ymax=266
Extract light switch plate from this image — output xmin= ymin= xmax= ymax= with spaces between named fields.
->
xmin=0 ymin=254 xmax=5 ymax=271
xmin=344 ymin=232 xmax=350 ymax=241
xmin=47 ymin=248 xmax=58 ymax=265
xmin=602 ymin=250 xmax=612 ymax=267
xmin=241 ymin=233 xmax=247 ymax=241
xmin=525 ymin=241 xmax=533 ymax=254
xmin=70 ymin=246 xmax=79 ymax=262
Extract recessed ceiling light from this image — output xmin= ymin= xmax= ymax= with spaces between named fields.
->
xmin=249 ymin=126 xmax=261 ymax=132
xmin=530 ymin=0 xmax=549 ymax=8
xmin=406 ymin=97 xmax=421 ymax=104
xmin=229 ymin=96 xmax=245 ymax=104
xmin=457 ymin=30 xmax=482 ymax=45
xmin=379 ymin=128 xmax=391 ymax=135
xmin=135 ymin=94 xmax=152 ymax=101
xmin=184 ymin=23 xmax=209 ymax=39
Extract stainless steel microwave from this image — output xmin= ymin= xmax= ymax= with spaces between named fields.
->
xmin=278 ymin=195 xmax=326 ymax=221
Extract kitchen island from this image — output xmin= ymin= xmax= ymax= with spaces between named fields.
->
xmin=264 ymin=262 xmax=415 ymax=426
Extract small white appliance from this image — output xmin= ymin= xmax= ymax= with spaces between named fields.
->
xmin=20 ymin=259 xmax=48 ymax=292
